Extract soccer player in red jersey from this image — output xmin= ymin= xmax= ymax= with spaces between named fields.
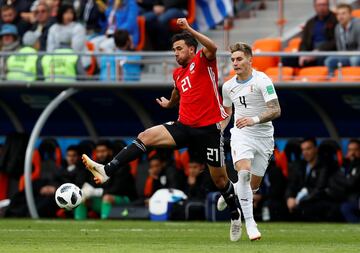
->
xmin=82 ymin=18 xmax=241 ymax=240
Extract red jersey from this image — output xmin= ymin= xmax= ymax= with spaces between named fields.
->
xmin=173 ymin=50 xmax=228 ymax=127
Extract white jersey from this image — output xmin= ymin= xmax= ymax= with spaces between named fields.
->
xmin=222 ymin=69 xmax=278 ymax=138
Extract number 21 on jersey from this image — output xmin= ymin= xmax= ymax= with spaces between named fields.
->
xmin=181 ymin=76 xmax=192 ymax=92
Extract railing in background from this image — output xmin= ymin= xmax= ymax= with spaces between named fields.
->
xmin=0 ymin=51 xmax=359 ymax=85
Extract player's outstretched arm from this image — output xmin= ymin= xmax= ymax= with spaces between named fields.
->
xmin=156 ymin=87 xmax=180 ymax=109
xmin=176 ymin=18 xmax=217 ymax=60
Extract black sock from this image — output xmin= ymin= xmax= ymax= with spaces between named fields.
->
xmin=104 ymin=138 xmax=146 ymax=176
xmin=219 ymin=181 xmax=240 ymax=220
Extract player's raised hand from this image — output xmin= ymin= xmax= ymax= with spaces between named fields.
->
xmin=177 ymin=18 xmax=190 ymax=30
xmin=236 ymin=117 xmax=256 ymax=128
xmin=156 ymin=96 xmax=171 ymax=108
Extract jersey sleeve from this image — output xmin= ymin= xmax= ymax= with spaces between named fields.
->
xmin=259 ymin=74 xmax=278 ymax=103
xmin=222 ymin=83 xmax=232 ymax=107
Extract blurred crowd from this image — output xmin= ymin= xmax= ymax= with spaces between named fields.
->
xmin=0 ymin=0 xmax=359 ymax=82
xmin=0 ymin=134 xmax=359 ymax=222
xmin=0 ymin=0 xmax=190 ymax=81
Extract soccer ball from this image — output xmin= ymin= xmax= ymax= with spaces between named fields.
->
xmin=55 ymin=183 xmax=82 ymax=210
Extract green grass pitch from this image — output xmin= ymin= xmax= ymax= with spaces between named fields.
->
xmin=0 ymin=219 xmax=359 ymax=253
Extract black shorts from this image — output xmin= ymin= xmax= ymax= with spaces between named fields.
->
xmin=163 ymin=121 xmax=225 ymax=167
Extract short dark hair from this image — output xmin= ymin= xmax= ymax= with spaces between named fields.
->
xmin=1 ymin=5 xmax=16 ymax=13
xmin=56 ymin=3 xmax=76 ymax=24
xmin=67 ymin=145 xmax=79 ymax=154
xmin=114 ymin=29 xmax=130 ymax=49
xmin=229 ymin=42 xmax=253 ymax=57
xmin=96 ymin=140 xmax=113 ymax=150
xmin=348 ymin=138 xmax=360 ymax=147
xmin=301 ymin=137 xmax=317 ymax=147
xmin=337 ymin=3 xmax=352 ymax=13
xmin=171 ymin=31 xmax=198 ymax=52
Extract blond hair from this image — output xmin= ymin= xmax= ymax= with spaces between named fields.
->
xmin=229 ymin=42 xmax=253 ymax=57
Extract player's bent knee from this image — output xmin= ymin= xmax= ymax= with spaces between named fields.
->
xmin=238 ymin=170 xmax=251 ymax=185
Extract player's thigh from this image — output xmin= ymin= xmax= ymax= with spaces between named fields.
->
xmin=138 ymin=124 xmax=177 ymax=147
xmin=198 ymin=124 xmax=225 ymax=168
xmin=162 ymin=121 xmax=189 ymax=148
xmin=230 ymin=136 xmax=255 ymax=171
xmin=251 ymin=137 xmax=274 ymax=179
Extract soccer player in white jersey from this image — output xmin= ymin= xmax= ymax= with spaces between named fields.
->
xmin=218 ymin=42 xmax=281 ymax=241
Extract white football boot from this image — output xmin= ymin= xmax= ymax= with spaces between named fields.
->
xmin=230 ymin=210 xmax=242 ymax=242
xmin=217 ymin=195 xmax=227 ymax=211
xmin=82 ymin=154 xmax=109 ymax=184
xmin=245 ymin=220 xmax=261 ymax=241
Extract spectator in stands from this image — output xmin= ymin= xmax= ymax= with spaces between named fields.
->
xmin=44 ymin=0 xmax=62 ymax=18
xmin=171 ymin=155 xmax=217 ymax=220
xmin=324 ymin=3 xmax=360 ymax=76
xmin=0 ymin=24 xmax=20 ymax=78
xmin=143 ymin=153 xmax=178 ymax=204
xmin=99 ymin=29 xmax=141 ymax=82
xmin=46 ymin=3 xmax=86 ymax=53
xmin=283 ymin=0 xmax=337 ymax=67
xmin=5 ymin=30 xmax=40 ymax=81
xmin=0 ymin=0 xmax=32 ymax=14
xmin=143 ymin=0 xmax=187 ymax=50
xmin=93 ymin=0 xmax=139 ymax=51
xmin=76 ymin=140 xmax=137 ymax=219
xmin=24 ymin=1 xmax=55 ymax=51
xmin=136 ymin=0 xmax=153 ymax=14
xmin=40 ymin=34 xmax=87 ymax=82
xmin=183 ymin=156 xmax=217 ymax=200
xmin=78 ymin=0 xmax=106 ymax=37
xmin=285 ymin=137 xmax=330 ymax=221
xmin=339 ymin=139 xmax=360 ymax=223
xmin=255 ymin=158 xmax=289 ymax=221
xmin=0 ymin=4 xmax=31 ymax=38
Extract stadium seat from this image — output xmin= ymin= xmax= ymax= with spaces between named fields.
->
xmin=265 ymin=66 xmax=294 ymax=81
xmin=135 ymin=16 xmax=146 ymax=51
xmin=18 ymin=139 xmax=62 ymax=192
xmin=283 ymin=37 xmax=301 ymax=52
xmin=252 ymin=38 xmax=281 ymax=72
xmin=224 ymin=69 xmax=236 ymax=81
xmin=352 ymin=9 xmax=360 ymax=18
xmin=295 ymin=66 xmax=328 ymax=82
xmin=85 ymin=41 xmax=97 ymax=76
xmin=331 ymin=66 xmax=360 ymax=82
xmin=18 ymin=150 xmax=41 ymax=192
xmin=169 ymin=0 xmax=196 ymax=31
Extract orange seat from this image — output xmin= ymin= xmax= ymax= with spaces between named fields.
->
xmin=135 ymin=16 xmax=146 ymax=51
xmin=331 ymin=66 xmax=360 ymax=81
xmin=283 ymin=37 xmax=301 ymax=52
xmin=265 ymin=66 xmax=294 ymax=81
xmin=224 ymin=69 xmax=236 ymax=81
xmin=252 ymin=38 xmax=281 ymax=72
xmin=18 ymin=150 xmax=42 ymax=192
xmin=352 ymin=9 xmax=360 ymax=18
xmin=295 ymin=66 xmax=328 ymax=82
xmin=169 ymin=0 xmax=196 ymax=31
xmin=85 ymin=41 xmax=97 ymax=76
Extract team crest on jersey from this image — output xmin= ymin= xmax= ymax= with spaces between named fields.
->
xmin=190 ymin=62 xmax=195 ymax=73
